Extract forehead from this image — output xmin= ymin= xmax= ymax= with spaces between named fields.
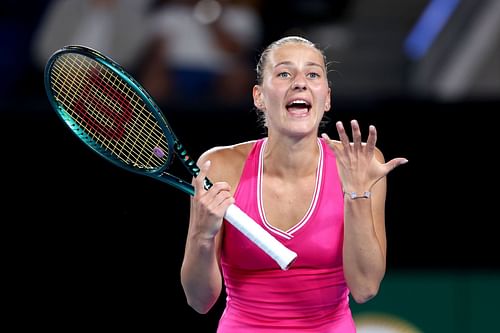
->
xmin=267 ymin=43 xmax=325 ymax=69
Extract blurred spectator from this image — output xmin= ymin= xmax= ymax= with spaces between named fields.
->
xmin=0 ymin=1 xmax=50 ymax=101
xmin=260 ymin=0 xmax=352 ymax=46
xmin=31 ymin=0 xmax=152 ymax=73
xmin=136 ymin=0 xmax=263 ymax=108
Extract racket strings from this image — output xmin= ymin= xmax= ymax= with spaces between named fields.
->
xmin=55 ymin=66 xmax=158 ymax=168
xmin=51 ymin=55 xmax=156 ymax=162
xmin=52 ymin=57 xmax=146 ymax=148
xmin=50 ymin=53 xmax=170 ymax=170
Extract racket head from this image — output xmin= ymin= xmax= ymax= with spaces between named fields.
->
xmin=44 ymin=45 xmax=176 ymax=178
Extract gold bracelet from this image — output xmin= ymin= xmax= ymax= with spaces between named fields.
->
xmin=344 ymin=191 xmax=371 ymax=200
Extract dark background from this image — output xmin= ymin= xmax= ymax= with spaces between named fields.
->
xmin=4 ymin=98 xmax=497 ymax=331
xmin=2 ymin=0 xmax=499 ymax=331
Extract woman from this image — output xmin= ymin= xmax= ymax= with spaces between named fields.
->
xmin=180 ymin=36 xmax=408 ymax=332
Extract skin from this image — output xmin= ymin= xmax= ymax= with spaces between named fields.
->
xmin=180 ymin=41 xmax=408 ymax=314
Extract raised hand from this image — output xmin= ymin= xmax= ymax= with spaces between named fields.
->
xmin=321 ymin=120 xmax=408 ymax=193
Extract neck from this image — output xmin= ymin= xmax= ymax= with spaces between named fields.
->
xmin=263 ymin=136 xmax=319 ymax=178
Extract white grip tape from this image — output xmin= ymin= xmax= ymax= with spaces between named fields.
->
xmin=224 ymin=204 xmax=297 ymax=270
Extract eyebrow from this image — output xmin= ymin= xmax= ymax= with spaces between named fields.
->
xmin=274 ymin=61 xmax=325 ymax=72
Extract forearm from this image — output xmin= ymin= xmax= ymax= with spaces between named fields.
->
xmin=342 ymin=198 xmax=386 ymax=303
xmin=181 ymin=234 xmax=222 ymax=314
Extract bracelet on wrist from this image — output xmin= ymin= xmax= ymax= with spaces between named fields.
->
xmin=344 ymin=191 xmax=371 ymax=200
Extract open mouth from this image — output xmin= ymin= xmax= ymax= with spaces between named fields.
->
xmin=286 ymin=99 xmax=311 ymax=115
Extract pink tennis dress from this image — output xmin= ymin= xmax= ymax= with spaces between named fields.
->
xmin=217 ymin=138 xmax=356 ymax=332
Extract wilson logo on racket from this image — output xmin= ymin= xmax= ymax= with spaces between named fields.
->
xmin=73 ymin=67 xmax=133 ymax=141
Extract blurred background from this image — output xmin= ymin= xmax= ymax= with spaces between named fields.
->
xmin=2 ymin=0 xmax=499 ymax=331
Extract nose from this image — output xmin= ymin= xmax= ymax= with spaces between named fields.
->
xmin=292 ymin=75 xmax=307 ymax=90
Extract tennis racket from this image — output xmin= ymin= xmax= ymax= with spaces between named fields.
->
xmin=44 ymin=45 xmax=297 ymax=270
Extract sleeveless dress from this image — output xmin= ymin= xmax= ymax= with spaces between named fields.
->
xmin=217 ymin=138 xmax=356 ymax=332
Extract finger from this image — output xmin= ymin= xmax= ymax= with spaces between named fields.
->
xmin=208 ymin=181 xmax=232 ymax=195
xmin=204 ymin=182 xmax=234 ymax=216
xmin=211 ymin=185 xmax=234 ymax=209
xmin=321 ymin=132 xmax=331 ymax=141
xmin=351 ymin=119 xmax=362 ymax=149
xmin=321 ymin=133 xmax=339 ymax=155
xmin=366 ymin=125 xmax=377 ymax=157
xmin=336 ymin=121 xmax=350 ymax=148
xmin=386 ymin=157 xmax=409 ymax=173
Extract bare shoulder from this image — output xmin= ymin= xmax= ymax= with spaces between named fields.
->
xmin=197 ymin=140 xmax=257 ymax=187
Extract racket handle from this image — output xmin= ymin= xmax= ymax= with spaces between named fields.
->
xmin=224 ymin=204 xmax=297 ymax=270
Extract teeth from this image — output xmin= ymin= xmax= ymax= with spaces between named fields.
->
xmin=288 ymin=99 xmax=310 ymax=107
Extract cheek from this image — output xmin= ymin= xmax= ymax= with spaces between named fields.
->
xmin=262 ymin=79 xmax=288 ymax=100
xmin=315 ymin=86 xmax=331 ymax=108
xmin=263 ymin=89 xmax=283 ymax=108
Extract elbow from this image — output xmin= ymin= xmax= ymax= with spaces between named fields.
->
xmin=187 ymin=300 xmax=212 ymax=315
xmin=350 ymin=283 xmax=380 ymax=304
xmin=346 ymin=265 xmax=386 ymax=304
xmin=181 ymin=277 xmax=221 ymax=314
xmin=186 ymin=297 xmax=215 ymax=314
xmin=183 ymin=284 xmax=220 ymax=314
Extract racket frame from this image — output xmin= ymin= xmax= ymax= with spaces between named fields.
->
xmin=44 ymin=45 xmax=198 ymax=196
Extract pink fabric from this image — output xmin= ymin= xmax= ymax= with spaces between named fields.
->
xmin=218 ymin=138 xmax=355 ymax=332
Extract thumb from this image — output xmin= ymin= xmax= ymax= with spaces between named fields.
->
xmin=388 ymin=157 xmax=408 ymax=171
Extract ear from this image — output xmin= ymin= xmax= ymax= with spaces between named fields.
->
xmin=253 ymin=85 xmax=264 ymax=109
xmin=324 ymin=88 xmax=331 ymax=112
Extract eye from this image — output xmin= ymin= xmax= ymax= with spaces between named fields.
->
xmin=307 ymin=72 xmax=320 ymax=79
xmin=277 ymin=72 xmax=291 ymax=78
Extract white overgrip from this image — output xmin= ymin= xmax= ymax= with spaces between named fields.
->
xmin=224 ymin=204 xmax=297 ymax=270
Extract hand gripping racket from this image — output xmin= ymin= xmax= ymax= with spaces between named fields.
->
xmin=44 ymin=45 xmax=297 ymax=270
